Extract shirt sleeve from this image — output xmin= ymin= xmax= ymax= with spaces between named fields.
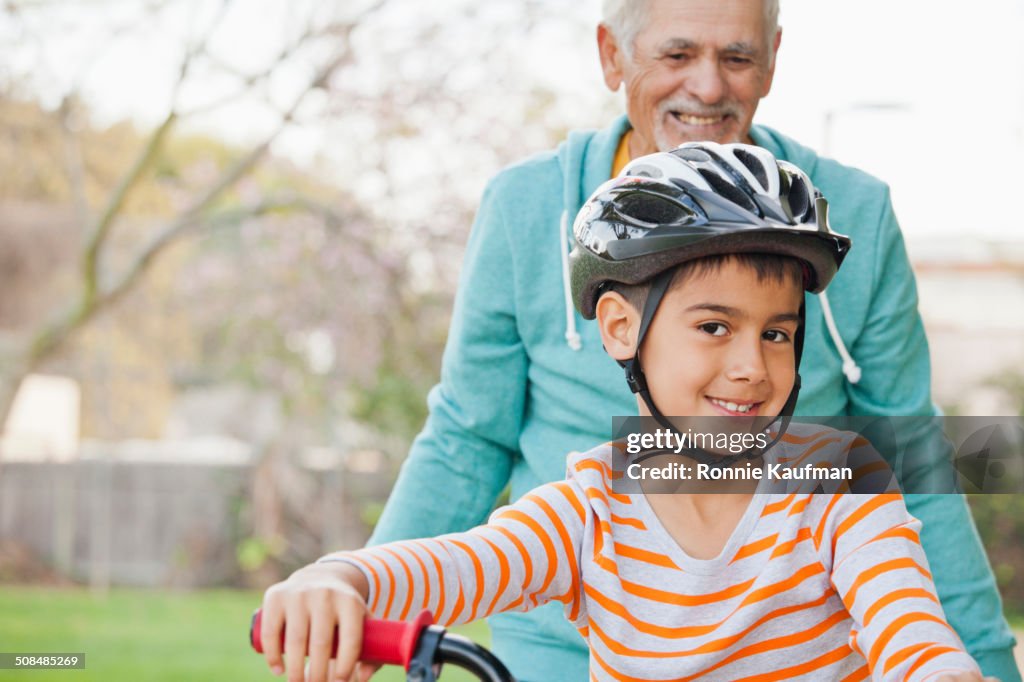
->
xmin=815 ymin=493 xmax=981 ymax=681
xmin=369 ymin=174 xmax=527 ymax=544
xmin=324 ymin=480 xmax=589 ymax=628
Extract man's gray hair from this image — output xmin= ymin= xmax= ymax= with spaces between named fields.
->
xmin=601 ymin=0 xmax=781 ymax=59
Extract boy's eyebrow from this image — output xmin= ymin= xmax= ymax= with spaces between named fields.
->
xmin=768 ymin=312 xmax=803 ymax=324
xmin=686 ymin=303 xmax=801 ymax=324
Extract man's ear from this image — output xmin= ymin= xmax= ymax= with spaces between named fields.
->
xmin=597 ymin=23 xmax=625 ymax=92
xmin=596 ymin=291 xmax=639 ymax=361
xmin=762 ymin=26 xmax=783 ymax=96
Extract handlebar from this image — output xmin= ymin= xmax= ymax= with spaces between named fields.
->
xmin=249 ymin=608 xmax=515 ymax=682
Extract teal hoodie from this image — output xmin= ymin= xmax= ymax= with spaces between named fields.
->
xmin=370 ymin=116 xmax=1019 ymax=681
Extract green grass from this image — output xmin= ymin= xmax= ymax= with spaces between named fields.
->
xmin=0 ymin=586 xmax=490 ymax=682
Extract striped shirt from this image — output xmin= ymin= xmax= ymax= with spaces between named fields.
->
xmin=327 ymin=428 xmax=978 ymax=681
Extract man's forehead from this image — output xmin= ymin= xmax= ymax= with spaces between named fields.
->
xmin=634 ymin=0 xmax=771 ymax=47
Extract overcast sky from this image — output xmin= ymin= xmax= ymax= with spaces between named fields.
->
xmin=4 ymin=0 xmax=1023 ymax=248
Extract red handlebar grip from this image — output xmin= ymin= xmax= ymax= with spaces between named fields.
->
xmin=360 ymin=609 xmax=435 ymax=668
xmin=250 ymin=608 xmax=435 ymax=671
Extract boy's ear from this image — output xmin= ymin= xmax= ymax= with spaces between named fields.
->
xmin=595 ymin=291 xmax=639 ymax=361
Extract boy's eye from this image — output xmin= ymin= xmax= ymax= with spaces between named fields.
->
xmin=699 ymin=322 xmax=728 ymax=336
xmin=763 ymin=329 xmax=791 ymax=343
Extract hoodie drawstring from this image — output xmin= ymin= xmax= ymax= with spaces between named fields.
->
xmin=818 ymin=289 xmax=861 ymax=384
xmin=560 ymin=210 xmax=582 ymax=351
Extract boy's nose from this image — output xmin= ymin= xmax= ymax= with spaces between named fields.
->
xmin=724 ymin=341 xmax=769 ymax=384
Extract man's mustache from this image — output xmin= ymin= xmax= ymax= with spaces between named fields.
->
xmin=659 ymin=99 xmax=741 ymax=120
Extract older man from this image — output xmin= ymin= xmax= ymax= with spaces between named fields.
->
xmin=371 ymin=1 xmax=1020 ymax=680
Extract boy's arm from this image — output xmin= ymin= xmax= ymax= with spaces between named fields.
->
xmin=327 ymin=480 xmax=588 ymax=627
xmin=370 ymin=175 xmax=526 ymax=544
xmin=819 ymin=493 xmax=982 ymax=681
xmin=847 ymin=191 xmax=1018 ymax=681
xmin=260 ymin=480 xmax=587 ymax=682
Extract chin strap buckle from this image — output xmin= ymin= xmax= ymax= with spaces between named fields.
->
xmin=621 ymin=358 xmax=648 ymax=395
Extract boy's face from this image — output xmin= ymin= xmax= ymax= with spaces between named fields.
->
xmin=599 ymin=259 xmax=803 ymax=419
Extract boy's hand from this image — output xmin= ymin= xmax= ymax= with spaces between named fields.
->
xmin=260 ymin=560 xmax=371 ymax=682
xmin=933 ymin=674 xmax=1000 ymax=682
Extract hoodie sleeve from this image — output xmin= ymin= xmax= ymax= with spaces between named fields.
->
xmin=370 ymin=172 xmax=527 ymax=543
xmin=848 ymin=186 xmax=1020 ymax=682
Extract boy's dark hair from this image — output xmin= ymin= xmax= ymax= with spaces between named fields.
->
xmin=606 ymin=253 xmax=806 ymax=313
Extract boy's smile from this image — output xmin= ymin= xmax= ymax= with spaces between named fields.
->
xmin=601 ymin=258 xmax=804 ymax=422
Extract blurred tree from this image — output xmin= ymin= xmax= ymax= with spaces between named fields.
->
xmin=965 ymin=371 xmax=1024 ymax=614
xmin=0 ymin=0 xmax=619 ymax=578
xmin=0 ymin=0 xmax=385 ymax=429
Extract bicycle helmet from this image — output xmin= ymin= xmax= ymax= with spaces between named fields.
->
xmin=571 ymin=142 xmax=850 ymax=319
xmin=569 ymin=141 xmax=852 ymax=456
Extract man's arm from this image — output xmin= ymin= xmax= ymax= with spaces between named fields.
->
xmin=371 ymin=175 xmax=527 ymax=544
xmin=847 ymin=189 xmax=1019 ymax=681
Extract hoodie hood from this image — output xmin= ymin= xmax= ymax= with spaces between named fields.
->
xmin=553 ymin=117 xmax=861 ymax=384
xmin=555 ymin=116 xmax=633 ymax=352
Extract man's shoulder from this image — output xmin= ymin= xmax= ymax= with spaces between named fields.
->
xmin=483 ymin=120 xmax=622 ymax=201
xmin=486 ymin=148 xmax=564 ymax=194
xmin=751 ymin=124 xmax=892 ymax=215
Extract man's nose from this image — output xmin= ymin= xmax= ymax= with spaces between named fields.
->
xmin=684 ymin=58 xmax=727 ymax=104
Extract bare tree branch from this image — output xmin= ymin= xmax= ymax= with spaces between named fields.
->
xmin=57 ymin=96 xmax=89 ymax=226
xmin=78 ymin=0 xmax=235 ymax=305
xmin=79 ymin=109 xmax=178 ymax=306
xmin=0 ymin=0 xmax=393 ymax=449
xmin=15 ymin=40 xmax=355 ymax=364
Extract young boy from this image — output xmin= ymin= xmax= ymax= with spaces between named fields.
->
xmin=260 ymin=143 xmax=989 ymax=682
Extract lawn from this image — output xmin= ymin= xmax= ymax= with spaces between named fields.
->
xmin=0 ymin=586 xmax=490 ymax=681
xmin=4 ymin=584 xmax=1018 ymax=680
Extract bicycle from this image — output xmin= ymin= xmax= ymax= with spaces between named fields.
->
xmin=250 ymin=608 xmax=515 ymax=682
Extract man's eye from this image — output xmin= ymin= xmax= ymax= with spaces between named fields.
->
xmin=666 ymin=53 xmax=691 ymax=62
xmin=764 ymin=329 xmax=791 ymax=343
xmin=725 ymin=56 xmax=754 ymax=66
xmin=699 ymin=323 xmax=728 ymax=336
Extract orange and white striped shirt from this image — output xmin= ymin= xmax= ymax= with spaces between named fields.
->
xmin=326 ymin=430 xmax=978 ymax=681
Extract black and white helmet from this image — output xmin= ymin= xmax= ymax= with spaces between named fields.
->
xmin=570 ymin=141 xmax=851 ymax=319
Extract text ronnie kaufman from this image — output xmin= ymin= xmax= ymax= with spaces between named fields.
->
xmin=625 ymin=461 xmax=854 ymax=481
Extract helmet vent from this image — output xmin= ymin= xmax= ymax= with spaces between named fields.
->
xmin=697 ymin=169 xmax=758 ymax=215
xmin=787 ymin=175 xmax=811 ymax=219
xmin=616 ymin=192 xmax=693 ymax=225
xmin=671 ymin=147 xmax=712 ymax=163
xmin=625 ymin=163 xmax=663 ymax=179
xmin=733 ymin=148 xmax=769 ymax=189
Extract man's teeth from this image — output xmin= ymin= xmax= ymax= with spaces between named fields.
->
xmin=675 ymin=113 xmax=721 ymax=126
xmin=711 ymin=398 xmax=754 ymax=413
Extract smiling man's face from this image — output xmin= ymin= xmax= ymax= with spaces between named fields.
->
xmin=598 ymin=0 xmax=781 ymax=156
